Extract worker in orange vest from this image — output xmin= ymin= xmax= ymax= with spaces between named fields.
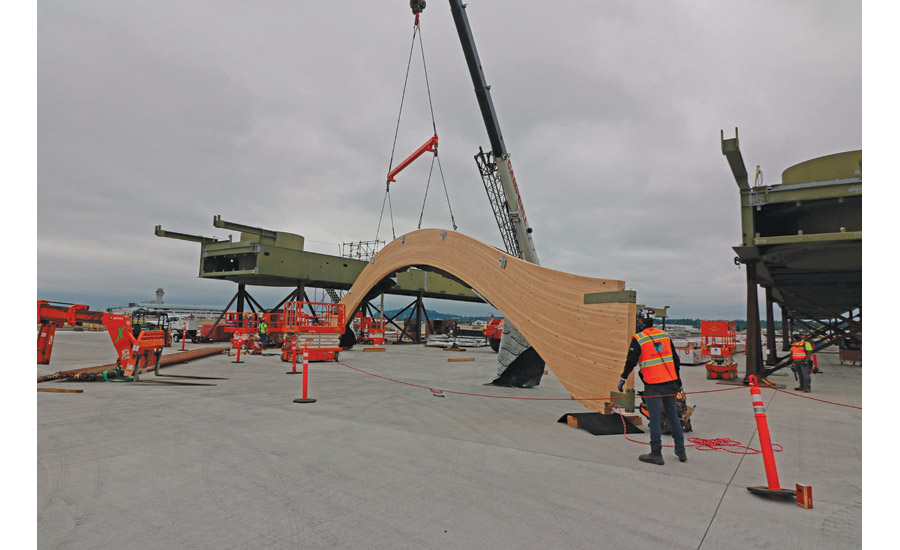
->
xmin=791 ymin=332 xmax=814 ymax=393
xmin=618 ymin=309 xmax=686 ymax=465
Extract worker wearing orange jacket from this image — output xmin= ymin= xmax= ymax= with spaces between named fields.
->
xmin=791 ymin=333 xmax=814 ymax=393
xmin=618 ymin=309 xmax=686 ymax=465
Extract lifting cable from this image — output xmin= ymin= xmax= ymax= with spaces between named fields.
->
xmin=376 ymin=14 xmax=457 ymax=242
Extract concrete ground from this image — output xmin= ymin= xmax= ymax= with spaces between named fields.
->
xmin=36 ymin=331 xmax=862 ymax=549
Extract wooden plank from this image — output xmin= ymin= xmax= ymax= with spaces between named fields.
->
xmin=447 ymin=357 xmax=475 ymax=362
xmin=363 ymin=347 xmax=386 ymax=352
xmin=340 ymin=229 xmax=635 ymax=413
xmin=37 ymin=388 xmax=83 ymax=394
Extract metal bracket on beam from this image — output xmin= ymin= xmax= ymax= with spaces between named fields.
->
xmin=154 ymin=225 xmax=218 ymax=244
xmin=583 ymin=290 xmax=637 ymax=305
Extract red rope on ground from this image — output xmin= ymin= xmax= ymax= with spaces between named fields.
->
xmin=333 ymin=361 xmax=864 ymax=454
xmin=772 ymin=387 xmax=862 ymax=410
xmin=333 ymin=361 xmax=861 ymax=410
xmin=609 ymin=403 xmax=780 ymax=454
xmin=334 ymin=361 xmax=745 ymax=402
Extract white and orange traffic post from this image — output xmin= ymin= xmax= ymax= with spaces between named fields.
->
xmin=746 ymin=375 xmax=796 ymax=499
xmin=286 ymin=336 xmax=301 ymax=375
xmin=294 ymin=342 xmax=316 ymax=404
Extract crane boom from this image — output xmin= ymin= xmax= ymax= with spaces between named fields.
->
xmin=448 ymin=0 xmax=539 ymax=265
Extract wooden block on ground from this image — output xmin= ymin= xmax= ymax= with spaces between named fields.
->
xmin=442 ymin=347 xmax=466 ymax=352
xmin=363 ymin=347 xmax=386 ymax=352
xmin=622 ymin=413 xmax=642 ymax=426
xmin=447 ymin=357 xmax=475 ymax=362
xmin=566 ymin=415 xmax=582 ymax=429
xmin=37 ymin=387 xmax=83 ymax=394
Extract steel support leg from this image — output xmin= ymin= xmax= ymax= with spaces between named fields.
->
xmin=765 ymin=286 xmax=777 ymax=365
xmin=746 ymin=262 xmax=762 ymax=381
xmin=781 ymin=307 xmax=791 ymax=351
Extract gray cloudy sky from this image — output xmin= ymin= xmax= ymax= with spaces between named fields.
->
xmin=36 ymin=0 xmax=862 ymax=318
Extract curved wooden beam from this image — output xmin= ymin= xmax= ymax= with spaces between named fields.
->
xmin=340 ymin=229 xmax=636 ymax=412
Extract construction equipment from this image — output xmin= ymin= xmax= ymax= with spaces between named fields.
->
xmin=637 ymin=389 xmax=696 ymax=433
xmin=701 ymin=320 xmax=739 ymax=380
xmin=434 ymin=0 xmax=545 ymax=386
xmin=222 ymin=311 xmax=263 ymax=355
xmin=352 ymin=313 xmax=386 ymax=346
xmin=482 ymin=314 xmax=503 ymax=352
xmin=280 ymin=301 xmax=345 ymax=362
xmin=37 ymin=300 xmax=166 ymax=377
xmin=131 ymin=309 xmax=173 ymax=346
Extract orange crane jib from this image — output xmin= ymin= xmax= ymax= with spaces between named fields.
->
xmin=387 ymin=134 xmax=439 ymax=184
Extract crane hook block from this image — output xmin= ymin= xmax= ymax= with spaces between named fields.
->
xmin=410 ymin=1 xmax=427 ymax=15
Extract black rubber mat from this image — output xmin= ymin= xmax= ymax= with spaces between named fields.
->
xmin=558 ymin=413 xmax=644 ymax=435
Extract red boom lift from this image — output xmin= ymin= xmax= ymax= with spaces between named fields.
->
xmin=352 ymin=313 xmax=386 ymax=346
xmin=37 ymin=300 xmax=166 ymax=377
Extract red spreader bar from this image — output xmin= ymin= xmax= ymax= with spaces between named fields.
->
xmin=387 ymin=134 xmax=438 ymax=184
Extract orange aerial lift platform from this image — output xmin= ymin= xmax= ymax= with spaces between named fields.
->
xmin=280 ymin=301 xmax=345 ymax=363
xmin=701 ymin=320 xmax=739 ymax=380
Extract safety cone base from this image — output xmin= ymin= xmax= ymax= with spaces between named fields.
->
xmin=747 ymin=486 xmax=796 ymax=499
xmin=285 ymin=371 xmax=303 ymax=375
xmin=293 ymin=398 xmax=317 ymax=404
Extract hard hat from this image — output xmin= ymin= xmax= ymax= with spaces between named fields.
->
xmin=636 ymin=308 xmax=655 ymax=328
xmin=638 ymin=308 xmax=655 ymax=321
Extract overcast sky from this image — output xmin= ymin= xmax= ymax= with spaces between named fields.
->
xmin=34 ymin=0 xmax=862 ymax=319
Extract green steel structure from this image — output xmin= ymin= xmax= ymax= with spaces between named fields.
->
xmin=721 ymin=129 xmax=862 ymax=379
xmin=155 ymin=216 xmax=481 ymax=325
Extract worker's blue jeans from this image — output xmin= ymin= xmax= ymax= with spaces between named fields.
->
xmin=644 ymin=381 xmax=685 ymax=454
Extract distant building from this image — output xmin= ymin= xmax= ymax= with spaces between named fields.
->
xmin=106 ymin=288 xmax=224 ymax=320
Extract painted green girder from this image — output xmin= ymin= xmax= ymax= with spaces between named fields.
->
xmin=155 ymin=217 xmax=481 ymax=303
xmin=722 ymin=130 xmax=862 ymax=320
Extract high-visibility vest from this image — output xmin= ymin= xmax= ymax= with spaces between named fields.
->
xmin=791 ymin=340 xmax=811 ymax=361
xmin=259 ymin=321 xmax=268 ymax=335
xmin=636 ymin=327 xmax=678 ymax=384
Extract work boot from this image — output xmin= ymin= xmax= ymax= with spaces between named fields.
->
xmin=804 ymin=388 xmax=811 ymax=393
xmin=794 ymin=386 xmax=804 ymax=391
xmin=639 ymin=451 xmax=664 ymax=465
xmin=675 ymin=450 xmax=688 ymax=462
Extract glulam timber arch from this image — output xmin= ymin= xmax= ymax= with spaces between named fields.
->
xmin=340 ymin=229 xmax=636 ymax=412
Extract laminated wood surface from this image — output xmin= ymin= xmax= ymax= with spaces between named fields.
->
xmin=340 ymin=229 xmax=636 ymax=412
